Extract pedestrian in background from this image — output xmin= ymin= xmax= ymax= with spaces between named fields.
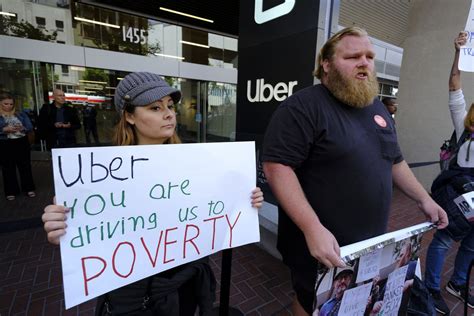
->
xmin=82 ymin=102 xmax=99 ymax=145
xmin=382 ymin=97 xmax=397 ymax=120
xmin=38 ymin=89 xmax=81 ymax=149
xmin=0 ymin=92 xmax=36 ymax=200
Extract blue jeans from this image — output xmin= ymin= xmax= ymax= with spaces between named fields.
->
xmin=424 ymin=228 xmax=474 ymax=291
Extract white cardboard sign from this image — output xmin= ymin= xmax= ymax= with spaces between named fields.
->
xmin=459 ymin=0 xmax=474 ymax=72
xmin=52 ymin=142 xmax=260 ymax=309
xmin=380 ymin=265 xmax=409 ymax=316
xmin=355 ymin=248 xmax=383 ymax=283
xmin=338 ymin=282 xmax=373 ymax=316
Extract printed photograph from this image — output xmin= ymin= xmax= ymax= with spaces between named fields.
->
xmin=313 ymin=234 xmax=424 ymax=316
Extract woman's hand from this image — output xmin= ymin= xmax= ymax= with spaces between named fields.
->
xmin=42 ymin=203 xmax=69 ymax=245
xmin=3 ymin=125 xmax=18 ymax=133
xmin=454 ymin=31 xmax=468 ymax=51
xmin=251 ymin=187 xmax=264 ymax=209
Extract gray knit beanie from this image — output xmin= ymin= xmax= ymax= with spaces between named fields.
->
xmin=114 ymin=72 xmax=181 ymax=114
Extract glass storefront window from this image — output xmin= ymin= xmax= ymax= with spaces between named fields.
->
xmin=72 ymin=2 xmax=237 ymax=67
xmin=0 ymin=1 xmax=238 ymax=69
xmin=1 ymin=57 xmax=237 ymax=148
xmin=378 ymin=80 xmax=399 ymax=99
xmin=206 ymin=82 xmax=236 ymax=141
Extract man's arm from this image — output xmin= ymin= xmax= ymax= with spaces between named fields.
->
xmin=449 ymin=31 xmax=467 ymax=91
xmin=263 ymin=162 xmax=346 ymax=268
xmin=392 ymin=160 xmax=448 ymax=228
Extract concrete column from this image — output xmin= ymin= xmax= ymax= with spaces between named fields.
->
xmin=397 ymin=0 xmax=474 ymax=189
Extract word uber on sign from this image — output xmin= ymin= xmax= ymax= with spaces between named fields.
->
xmin=52 ymin=142 xmax=259 ymax=309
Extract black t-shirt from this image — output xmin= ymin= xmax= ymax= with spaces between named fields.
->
xmin=262 ymin=84 xmax=403 ymax=271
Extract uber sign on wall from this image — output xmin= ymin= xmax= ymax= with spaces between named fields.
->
xmin=236 ymin=0 xmax=320 ymax=197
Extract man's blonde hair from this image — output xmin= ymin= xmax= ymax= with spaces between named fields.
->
xmin=313 ymin=27 xmax=369 ymax=79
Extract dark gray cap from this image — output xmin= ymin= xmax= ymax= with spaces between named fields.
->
xmin=334 ymin=269 xmax=353 ymax=280
xmin=114 ymin=72 xmax=181 ymax=114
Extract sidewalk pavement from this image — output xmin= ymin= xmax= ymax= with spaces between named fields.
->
xmin=0 ymin=161 xmax=470 ymax=315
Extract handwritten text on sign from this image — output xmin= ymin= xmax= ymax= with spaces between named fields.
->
xmin=52 ymin=142 xmax=259 ymax=309
xmin=381 ymin=265 xmax=409 ymax=316
xmin=355 ymin=248 xmax=383 ymax=283
xmin=459 ymin=0 xmax=474 ymax=71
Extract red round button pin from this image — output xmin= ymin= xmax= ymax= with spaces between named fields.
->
xmin=374 ymin=115 xmax=387 ymax=128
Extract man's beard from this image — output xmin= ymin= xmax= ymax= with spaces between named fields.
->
xmin=325 ymin=66 xmax=379 ymax=108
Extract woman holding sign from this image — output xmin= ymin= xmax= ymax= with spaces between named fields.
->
xmin=42 ymin=72 xmax=264 ymax=315
xmin=426 ymin=31 xmax=474 ymax=315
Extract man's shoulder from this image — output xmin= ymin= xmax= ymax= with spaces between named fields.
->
xmin=371 ymin=97 xmax=385 ymax=107
xmin=282 ymin=84 xmax=329 ymax=107
xmin=39 ymin=102 xmax=52 ymax=113
xmin=290 ymin=83 xmax=327 ymax=98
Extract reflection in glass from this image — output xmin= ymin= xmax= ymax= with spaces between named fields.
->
xmin=206 ymin=82 xmax=236 ymax=142
xmin=1 ymin=61 xmax=237 ymax=147
xmin=1 ymin=1 xmax=238 ymax=69
xmin=174 ymin=78 xmax=200 ymax=143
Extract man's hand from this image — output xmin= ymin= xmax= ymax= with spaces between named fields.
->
xmin=417 ymin=197 xmax=448 ymax=229
xmin=454 ymin=31 xmax=468 ymax=51
xmin=303 ymin=223 xmax=346 ymax=269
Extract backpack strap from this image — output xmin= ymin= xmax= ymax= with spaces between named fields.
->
xmin=455 ymin=130 xmax=470 ymax=152
xmin=448 ymin=129 xmax=471 ymax=169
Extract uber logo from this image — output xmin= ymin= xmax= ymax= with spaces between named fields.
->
xmin=247 ymin=78 xmax=298 ymax=102
xmin=254 ymin=0 xmax=296 ymax=24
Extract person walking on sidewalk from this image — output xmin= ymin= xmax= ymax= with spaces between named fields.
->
xmin=424 ymin=31 xmax=474 ymax=315
xmin=262 ymin=27 xmax=448 ymax=316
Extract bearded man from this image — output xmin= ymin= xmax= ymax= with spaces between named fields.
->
xmin=261 ymin=27 xmax=448 ymax=316
xmin=319 ymin=269 xmax=353 ymax=316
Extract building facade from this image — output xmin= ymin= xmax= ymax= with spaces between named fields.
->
xmin=0 ymin=0 xmax=403 ymax=151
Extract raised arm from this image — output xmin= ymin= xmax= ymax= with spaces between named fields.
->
xmin=263 ymin=162 xmax=345 ymax=268
xmin=449 ymin=31 xmax=468 ymax=91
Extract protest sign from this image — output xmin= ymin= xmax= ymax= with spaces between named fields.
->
xmin=379 ymin=265 xmax=409 ymax=316
xmin=459 ymin=0 xmax=474 ymax=71
xmin=338 ymin=282 xmax=373 ymax=316
xmin=52 ymin=142 xmax=260 ymax=309
xmin=312 ymin=222 xmax=433 ymax=316
xmin=355 ymin=248 xmax=382 ymax=284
